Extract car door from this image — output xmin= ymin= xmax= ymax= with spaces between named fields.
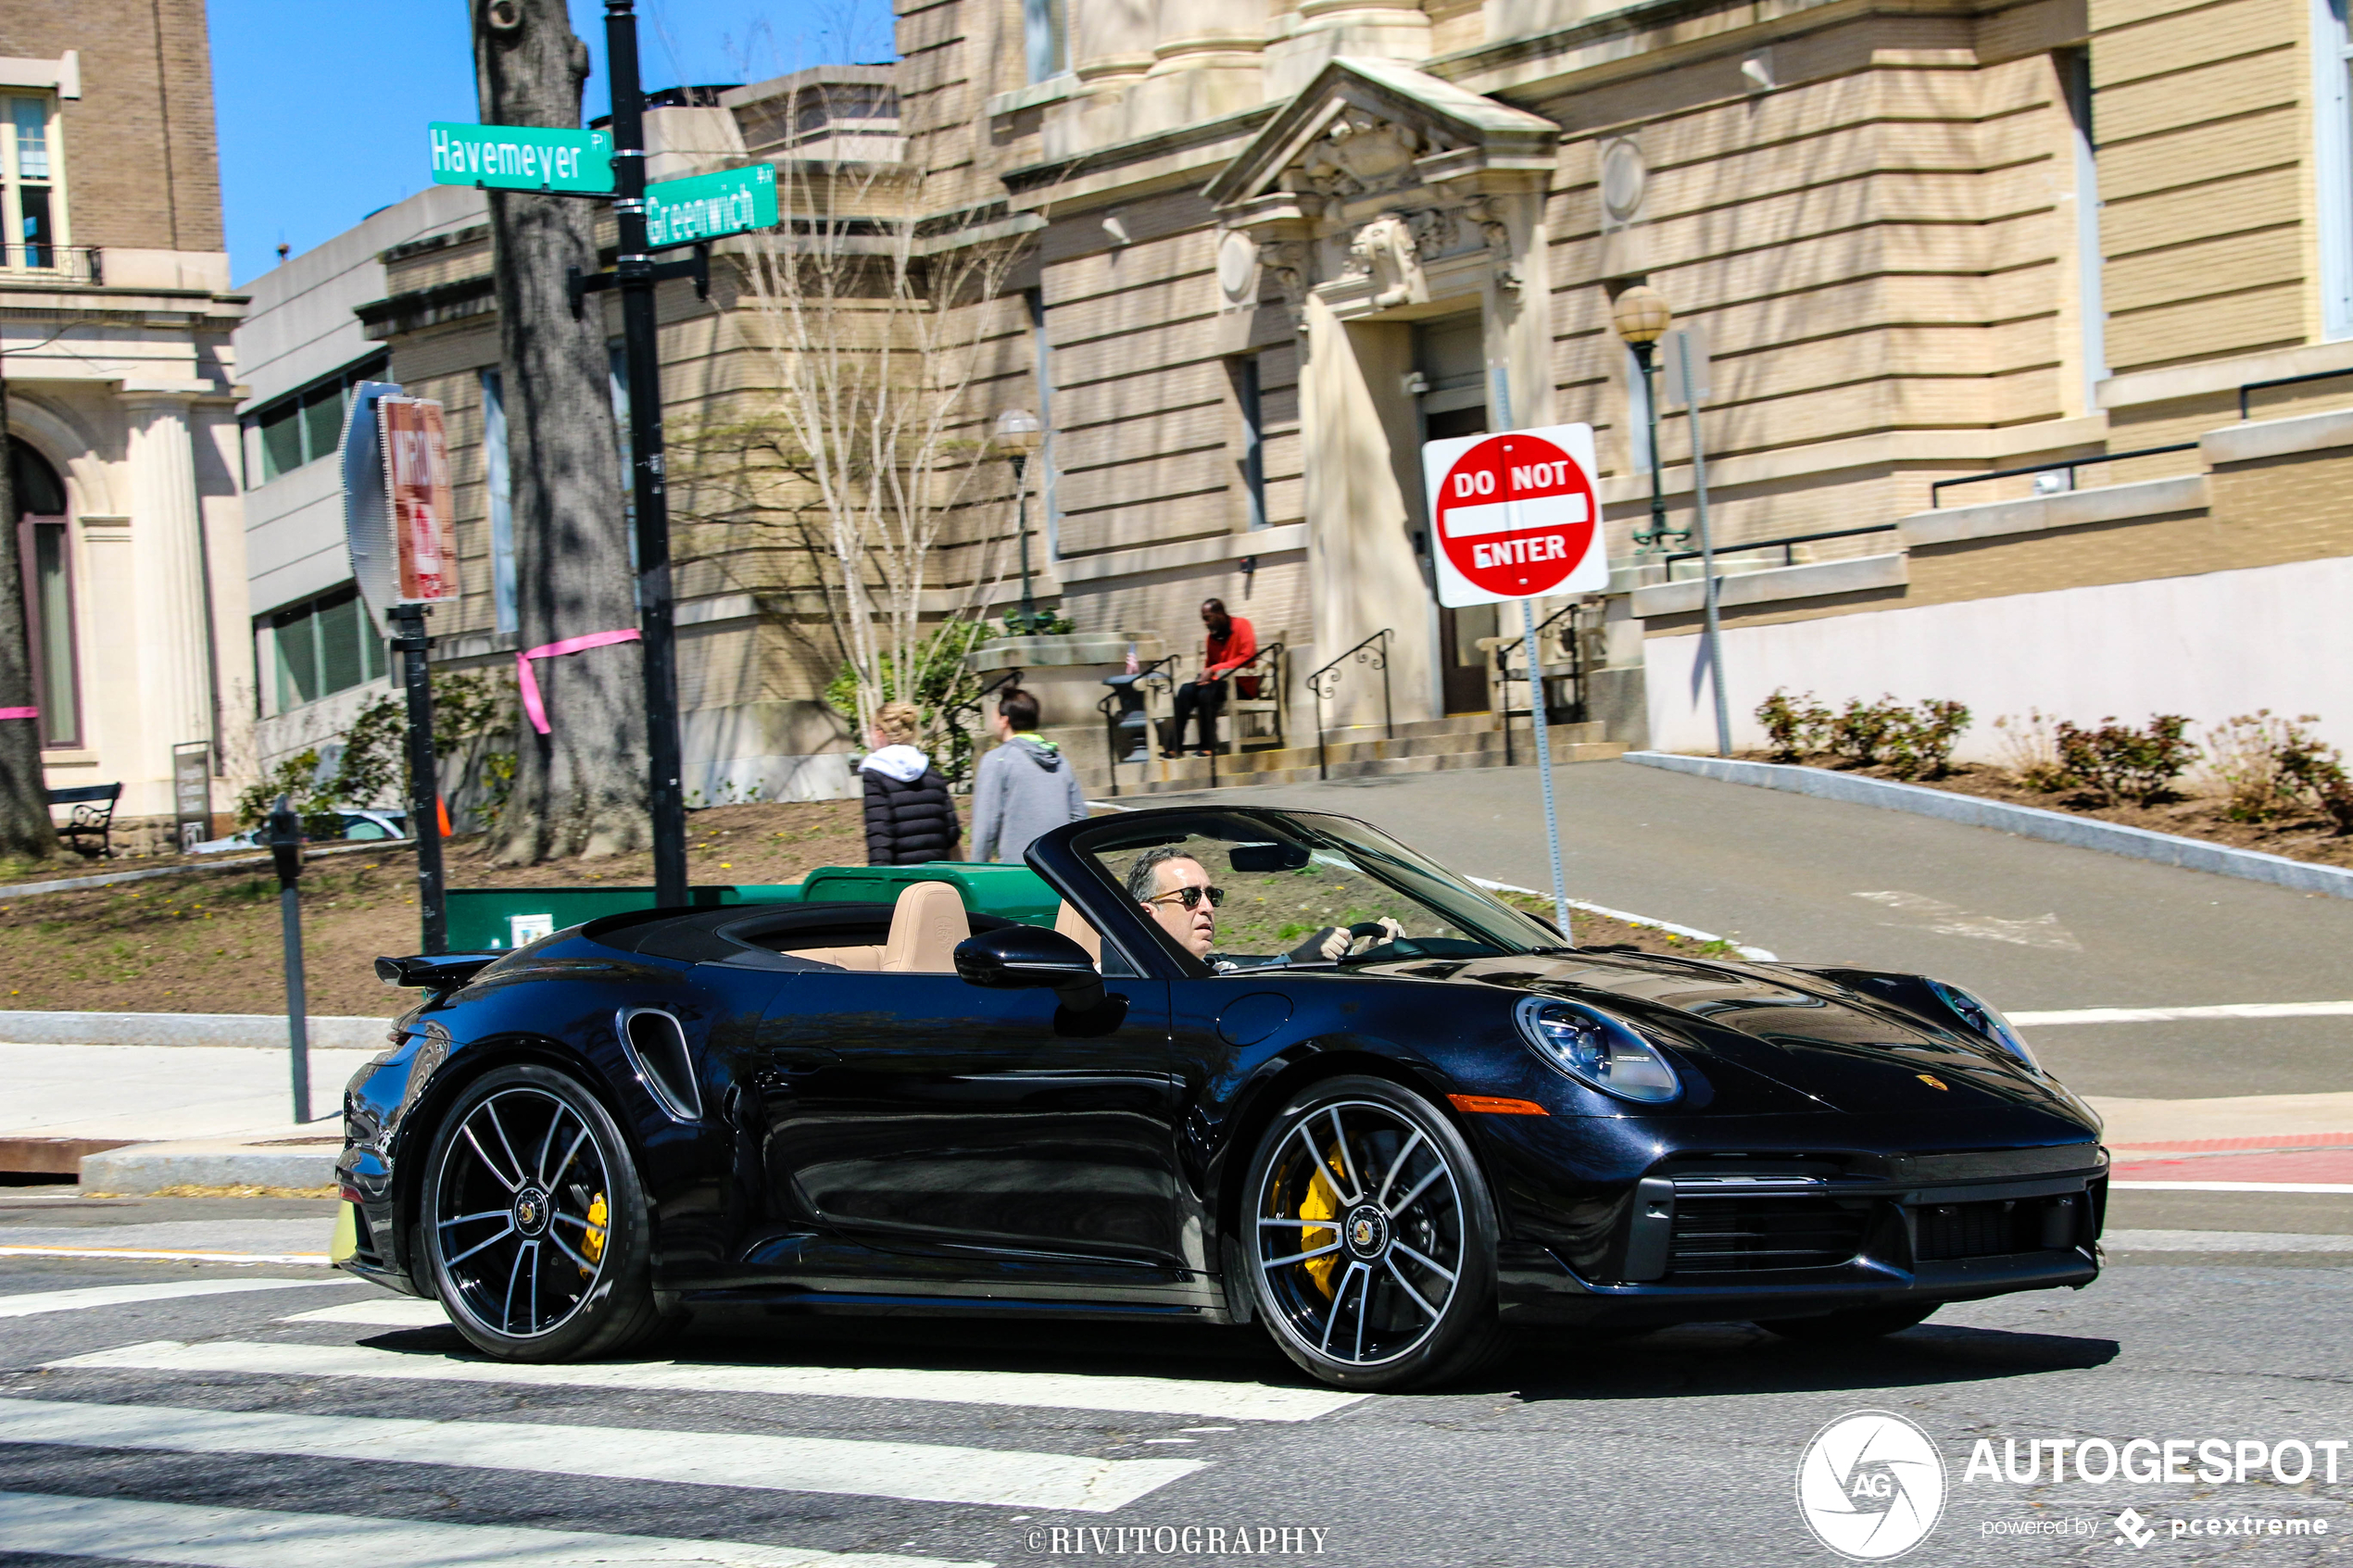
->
xmin=758 ymin=963 xmax=1189 ymax=1278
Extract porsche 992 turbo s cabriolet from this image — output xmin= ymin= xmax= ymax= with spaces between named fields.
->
xmin=340 ymin=805 xmax=2108 ymax=1391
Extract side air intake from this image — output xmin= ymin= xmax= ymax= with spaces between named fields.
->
xmin=616 ymin=1008 xmax=702 ymax=1123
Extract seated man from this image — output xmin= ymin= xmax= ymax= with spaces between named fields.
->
xmin=1126 ymin=845 xmax=1401 ymax=968
xmin=1164 ymin=598 xmax=1255 ymax=758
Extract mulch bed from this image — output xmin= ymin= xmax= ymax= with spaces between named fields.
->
xmin=1736 ymin=754 xmax=2353 ymax=872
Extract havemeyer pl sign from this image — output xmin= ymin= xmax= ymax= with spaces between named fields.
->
xmin=1421 ymin=423 xmax=1607 ymax=608
xmin=429 ymin=122 xmax=614 ymax=193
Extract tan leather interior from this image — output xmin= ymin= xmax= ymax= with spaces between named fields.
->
xmin=1053 ymin=899 xmax=1102 ymax=965
xmin=882 ymin=880 xmax=969 ymax=972
xmin=788 ymin=944 xmax=882 ymax=970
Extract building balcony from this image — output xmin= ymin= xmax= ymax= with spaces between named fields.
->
xmin=0 ymin=245 xmax=101 ymax=285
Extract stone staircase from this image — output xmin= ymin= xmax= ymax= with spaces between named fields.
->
xmin=1069 ymin=714 xmax=1627 ymax=797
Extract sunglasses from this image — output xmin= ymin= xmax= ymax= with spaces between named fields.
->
xmin=1144 ymin=884 xmax=1225 ymax=910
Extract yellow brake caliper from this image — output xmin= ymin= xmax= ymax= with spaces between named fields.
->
xmin=579 ymin=1193 xmax=608 ymax=1273
xmin=1298 ymin=1145 xmax=1344 ymax=1297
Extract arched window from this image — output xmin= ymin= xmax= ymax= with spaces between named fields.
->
xmin=12 ymin=436 xmax=76 ymax=747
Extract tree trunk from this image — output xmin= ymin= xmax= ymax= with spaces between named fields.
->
xmin=474 ymin=0 xmax=649 ymax=863
xmin=0 ymin=379 xmax=57 ymax=860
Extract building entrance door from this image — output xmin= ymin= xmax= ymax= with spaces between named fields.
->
xmin=1414 ymin=315 xmax=1494 ymax=715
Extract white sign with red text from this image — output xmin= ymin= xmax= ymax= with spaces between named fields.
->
xmin=1421 ymin=423 xmax=1607 ymax=608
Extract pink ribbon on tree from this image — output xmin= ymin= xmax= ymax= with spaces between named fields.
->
xmin=516 ymin=629 xmax=641 ymax=735
xmin=0 ymin=708 xmax=36 ymax=721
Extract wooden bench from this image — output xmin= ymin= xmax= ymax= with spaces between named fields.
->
xmin=48 ymin=782 xmax=121 ymax=859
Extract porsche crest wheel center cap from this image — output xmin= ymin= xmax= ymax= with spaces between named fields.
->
xmin=1343 ymin=1204 xmax=1390 ymax=1260
xmin=512 ymin=1186 xmax=550 ymax=1237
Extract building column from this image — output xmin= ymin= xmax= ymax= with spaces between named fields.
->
xmin=118 ymin=386 xmax=214 ymax=792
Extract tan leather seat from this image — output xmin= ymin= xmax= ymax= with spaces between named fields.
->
xmin=883 ymin=880 xmax=969 ymax=972
xmin=1053 ymin=899 xmax=1102 ymax=966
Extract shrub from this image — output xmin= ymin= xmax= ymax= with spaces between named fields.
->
xmin=1755 ymin=689 xmax=1831 ymax=762
xmin=2270 ymin=718 xmax=2353 ymax=835
xmin=1829 ymin=696 xmax=1907 ymax=766
xmin=2054 ymin=715 xmax=2196 ymax=806
xmin=1883 ymin=699 xmax=1971 ymax=780
xmin=1992 ymin=710 xmax=2071 ymax=792
xmin=2204 ymin=710 xmax=2310 ymax=822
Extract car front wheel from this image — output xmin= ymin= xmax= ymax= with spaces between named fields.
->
xmin=421 ymin=1062 xmax=665 ymax=1361
xmin=1240 ymin=1074 xmax=1501 ymax=1391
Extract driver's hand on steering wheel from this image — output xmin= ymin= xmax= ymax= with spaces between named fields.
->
xmin=1290 ymin=917 xmax=1406 ymax=962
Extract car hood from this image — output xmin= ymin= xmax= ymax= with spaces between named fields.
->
xmin=1374 ymin=948 xmax=2099 ymax=1128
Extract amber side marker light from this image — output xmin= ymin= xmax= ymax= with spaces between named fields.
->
xmin=1448 ymin=1094 xmax=1551 ymax=1116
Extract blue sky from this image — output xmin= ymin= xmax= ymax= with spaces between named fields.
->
xmin=209 ymin=1 xmax=893 ymax=286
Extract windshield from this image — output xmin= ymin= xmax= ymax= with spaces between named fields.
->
xmin=1075 ymin=809 xmax=1563 ymax=973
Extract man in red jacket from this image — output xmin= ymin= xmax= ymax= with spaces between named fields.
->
xmin=1164 ymin=597 xmax=1256 ymax=757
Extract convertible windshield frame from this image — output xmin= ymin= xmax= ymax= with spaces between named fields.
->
xmin=1051 ymin=807 xmax=1565 ymax=978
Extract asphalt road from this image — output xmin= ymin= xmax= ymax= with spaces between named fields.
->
xmin=1 ymin=1190 xmax=2348 ymax=1568
xmin=1188 ymin=762 xmax=2353 ymax=1100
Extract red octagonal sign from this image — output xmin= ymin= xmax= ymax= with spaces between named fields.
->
xmin=1420 ymin=423 xmax=1608 ymax=608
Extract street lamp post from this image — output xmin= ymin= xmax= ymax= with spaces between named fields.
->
xmin=994 ymin=408 xmax=1046 ymax=633
xmin=1611 ymin=284 xmax=1684 ymax=553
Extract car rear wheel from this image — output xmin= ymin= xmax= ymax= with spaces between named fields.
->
xmin=1240 ymin=1075 xmax=1501 ymax=1391
xmin=1763 ymin=1303 xmax=1940 ymax=1341
xmin=422 ymin=1063 xmax=666 ymax=1361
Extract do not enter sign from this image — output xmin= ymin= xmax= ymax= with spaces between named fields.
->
xmin=1420 ymin=423 xmax=1607 ymax=608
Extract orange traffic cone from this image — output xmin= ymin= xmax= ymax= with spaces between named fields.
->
xmin=437 ymin=797 xmax=454 ymax=837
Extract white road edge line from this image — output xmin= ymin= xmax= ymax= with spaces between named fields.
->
xmin=48 ymin=1338 xmax=1367 ymax=1424
xmin=0 ymin=1280 xmax=356 ymax=1320
xmin=2110 ymin=1181 xmax=2353 ymax=1194
xmin=0 ymin=1396 xmax=1204 ymax=1513
xmin=2011 ymin=1000 xmax=2353 ymax=1025
xmin=0 ymin=1489 xmax=990 ymax=1568
xmin=1466 ymin=878 xmax=1779 ymax=961
xmin=2102 ymin=1230 xmax=2353 ymax=1252
xmin=0 ymin=1247 xmax=331 ymax=1266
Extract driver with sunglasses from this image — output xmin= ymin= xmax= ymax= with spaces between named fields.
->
xmin=1126 ymin=845 xmax=1402 ymax=967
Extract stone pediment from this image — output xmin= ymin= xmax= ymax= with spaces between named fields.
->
xmin=1203 ymin=57 xmax=1558 ymax=217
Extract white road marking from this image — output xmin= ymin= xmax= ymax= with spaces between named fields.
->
xmin=1466 ymin=878 xmax=1777 ymax=960
xmin=2111 ymin=1181 xmax=2353 ymax=1194
xmin=0 ymin=1280 xmax=355 ymax=1321
xmin=50 ymin=1338 xmax=1365 ymax=1424
xmin=277 ymin=1298 xmax=448 ymax=1327
xmin=2010 ymin=1000 xmax=2353 ymax=1025
xmin=0 ymin=1490 xmax=988 ymax=1568
xmin=0 ymin=1397 xmax=1202 ymax=1513
xmin=0 ymin=1247 xmax=330 ymax=1266
xmin=1853 ymin=891 xmax=2082 ymax=951
xmin=2104 ymin=1229 xmax=2353 ymax=1252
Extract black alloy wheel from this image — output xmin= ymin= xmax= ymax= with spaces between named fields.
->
xmin=1764 ymin=1303 xmax=1941 ymax=1341
xmin=1241 ymin=1074 xmax=1502 ymax=1391
xmin=422 ymin=1063 xmax=665 ymax=1361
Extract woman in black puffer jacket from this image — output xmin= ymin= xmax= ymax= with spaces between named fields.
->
xmin=860 ymin=701 xmax=961 ymax=865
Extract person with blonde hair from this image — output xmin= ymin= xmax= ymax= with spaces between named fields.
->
xmin=860 ymin=700 xmax=960 ymax=864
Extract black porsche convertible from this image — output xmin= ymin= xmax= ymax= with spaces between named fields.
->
xmin=339 ymin=804 xmax=2107 ymax=1391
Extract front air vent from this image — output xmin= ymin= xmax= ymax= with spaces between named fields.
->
xmin=1914 ymin=1195 xmax=2078 ymax=1260
xmin=617 ymin=1008 xmax=702 ymax=1122
xmin=1668 ymin=1197 xmax=1869 ymax=1274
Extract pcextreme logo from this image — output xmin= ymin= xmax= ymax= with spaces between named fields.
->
xmin=1796 ymin=1410 xmax=1948 ymax=1561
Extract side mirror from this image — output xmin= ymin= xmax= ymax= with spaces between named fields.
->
xmin=955 ymin=924 xmax=1103 ymax=1012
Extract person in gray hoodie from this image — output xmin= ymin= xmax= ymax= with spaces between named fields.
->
xmin=969 ymin=686 xmax=1087 ymax=863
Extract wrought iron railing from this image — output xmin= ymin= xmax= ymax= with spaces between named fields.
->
xmin=0 ymin=245 xmax=101 ymax=284
xmin=1095 ymin=656 xmax=1176 ymax=798
xmin=1492 ymin=604 xmax=1590 ymax=767
xmin=1306 ymin=628 xmax=1392 ymax=782
xmin=1660 ymin=522 xmax=1897 ymax=571
xmin=1928 ymin=443 xmax=2197 ymax=508
xmin=939 ymin=665 xmax=1023 ymax=787
xmin=2240 ymin=367 xmax=2353 ymax=421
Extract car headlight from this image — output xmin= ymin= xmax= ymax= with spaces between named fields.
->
xmin=1514 ymin=997 xmax=1681 ymax=1103
xmin=1927 ymin=979 xmax=2041 ymax=1073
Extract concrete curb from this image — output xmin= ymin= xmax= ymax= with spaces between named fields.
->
xmin=1625 ymin=752 xmax=2353 ymax=901
xmin=79 ymin=1145 xmax=341 ymax=1194
xmin=0 ymin=1012 xmax=396 ymax=1049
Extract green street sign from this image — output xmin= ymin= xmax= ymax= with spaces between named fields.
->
xmin=429 ymin=122 xmax=613 ymax=193
xmin=645 ymin=163 xmax=778 ymax=248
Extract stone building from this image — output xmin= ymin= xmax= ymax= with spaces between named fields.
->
xmin=3 ymin=0 xmax=249 ymax=848
xmin=266 ymin=0 xmax=2353 ymax=802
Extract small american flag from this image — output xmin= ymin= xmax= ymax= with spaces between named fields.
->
xmin=1125 ymin=641 xmax=1139 ymax=675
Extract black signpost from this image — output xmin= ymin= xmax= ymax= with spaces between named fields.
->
xmin=389 ymin=603 xmax=447 ymax=953
xmin=267 ymin=796 xmax=310 ymax=1124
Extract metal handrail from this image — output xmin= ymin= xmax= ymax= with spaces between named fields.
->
xmin=938 ymin=664 xmax=1023 ymax=788
xmin=1306 ymin=628 xmax=1393 ymax=782
xmin=1095 ymin=656 xmax=1176 ymax=798
xmin=1929 ymin=443 xmax=2197 ymax=508
xmin=0 ymin=245 xmax=100 ymax=284
xmin=1661 ymin=522 xmax=1897 ymax=571
xmin=2240 ymin=367 xmax=2353 ymax=421
xmin=1493 ymin=603 xmax=1582 ymax=768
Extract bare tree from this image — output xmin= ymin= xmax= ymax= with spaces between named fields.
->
xmin=695 ymin=103 xmax=1035 ymax=742
xmin=472 ymin=0 xmax=649 ymax=863
xmin=0 ymin=376 xmax=54 ymax=859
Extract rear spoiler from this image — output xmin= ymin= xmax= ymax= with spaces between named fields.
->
xmin=374 ymin=953 xmax=498 ymax=996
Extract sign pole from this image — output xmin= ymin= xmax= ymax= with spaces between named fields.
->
xmin=1677 ymin=332 xmax=1733 ymax=758
xmin=605 ymin=0 xmax=689 ymax=910
xmin=268 ymin=797 xmax=310 ymax=1124
xmin=1489 ymin=368 xmax=1573 ymax=941
xmin=390 ymin=603 xmax=447 ymax=954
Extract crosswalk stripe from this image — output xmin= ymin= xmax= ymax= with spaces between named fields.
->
xmin=0 ymin=1280 xmax=357 ymax=1320
xmin=0 ymin=1396 xmax=1204 ymax=1513
xmin=0 ymin=1489 xmax=989 ymax=1568
xmin=0 ymin=1247 xmax=330 ymax=1266
xmin=53 ymin=1337 xmax=1365 ymax=1424
xmin=2008 ymin=1000 xmax=2353 ymax=1025
xmin=277 ymin=1298 xmax=447 ymax=1327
